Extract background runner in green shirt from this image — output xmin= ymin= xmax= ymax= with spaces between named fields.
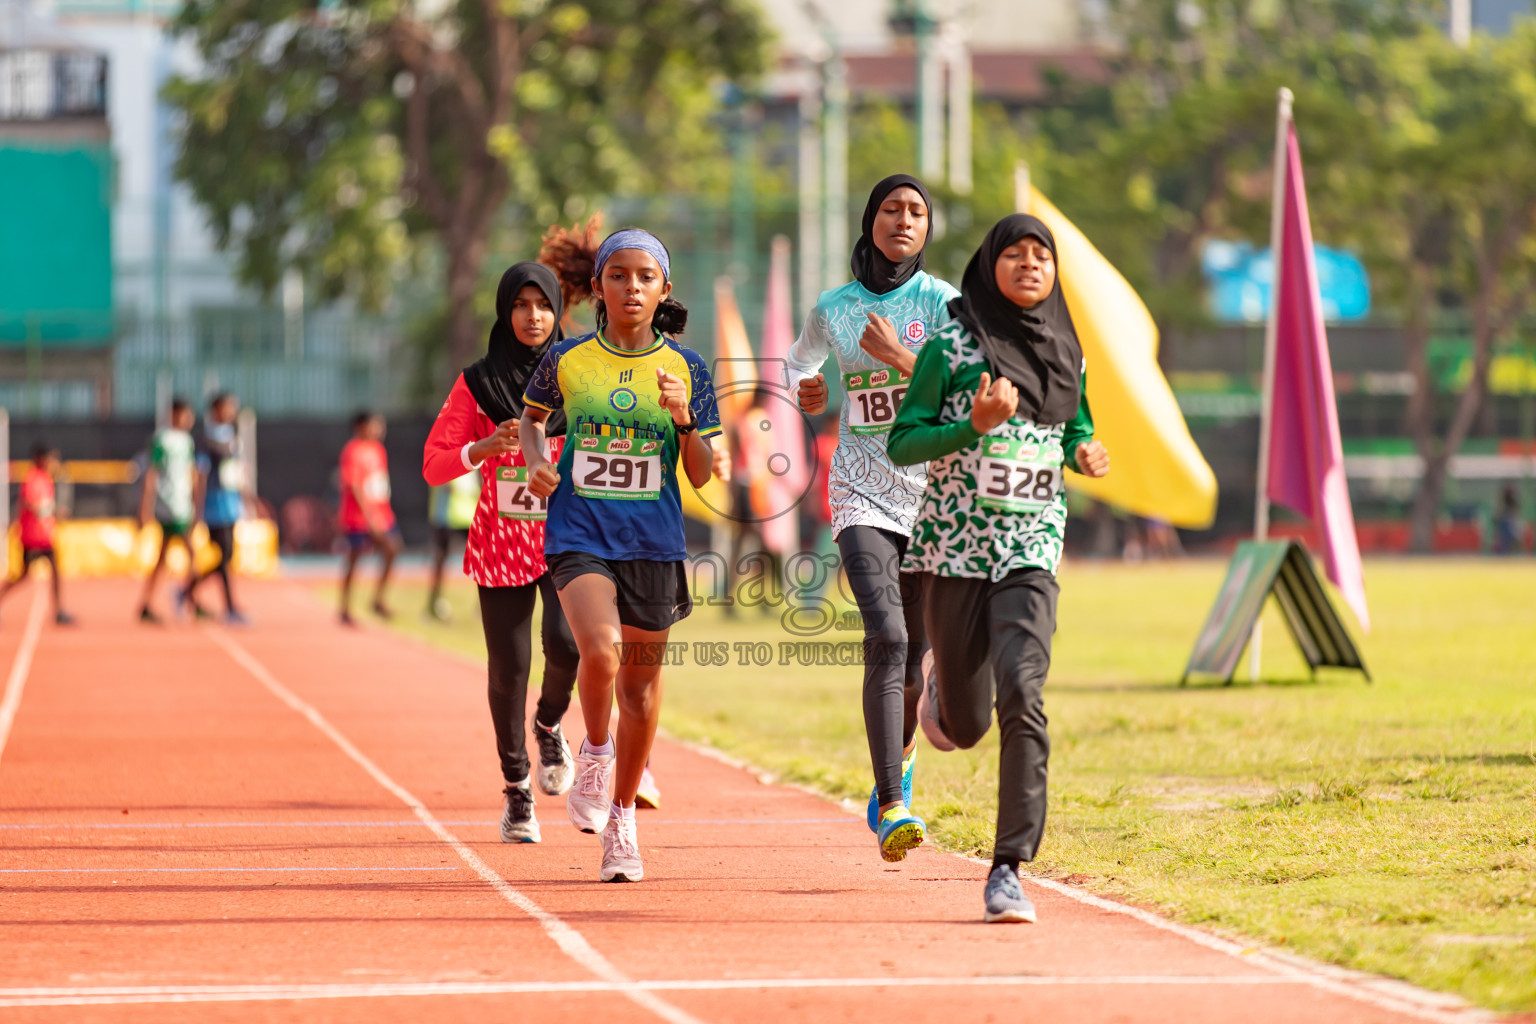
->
xmin=137 ymin=398 xmax=204 ymax=623
xmin=887 ymin=214 xmax=1110 ymax=925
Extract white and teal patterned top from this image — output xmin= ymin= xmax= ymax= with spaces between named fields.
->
xmin=887 ymin=321 xmax=1094 ymax=581
xmin=785 ymin=271 xmax=959 ymax=538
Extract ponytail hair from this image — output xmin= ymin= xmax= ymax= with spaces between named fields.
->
xmin=539 ymin=214 xmax=603 ymax=314
xmin=537 ymin=215 xmax=689 ymax=337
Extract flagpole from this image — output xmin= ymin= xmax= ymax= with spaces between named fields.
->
xmin=1249 ymin=86 xmax=1293 ymax=683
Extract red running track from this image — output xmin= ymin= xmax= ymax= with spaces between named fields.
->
xmin=0 ymin=578 xmax=1498 ymax=1023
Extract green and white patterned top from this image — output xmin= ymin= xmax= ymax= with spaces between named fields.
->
xmin=886 ymin=321 xmax=1094 ymax=581
xmin=149 ymin=427 xmax=197 ymax=526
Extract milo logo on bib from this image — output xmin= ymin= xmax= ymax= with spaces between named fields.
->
xmin=579 ymin=437 xmax=601 ymax=449
xmin=608 ymin=438 xmax=633 ymax=453
xmin=843 ymin=368 xmax=912 ymax=436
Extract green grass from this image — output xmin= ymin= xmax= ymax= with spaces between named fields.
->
xmin=370 ymin=559 xmax=1536 ymax=1014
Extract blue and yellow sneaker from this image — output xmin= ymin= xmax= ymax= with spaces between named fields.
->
xmin=866 ymin=749 xmax=918 ymax=832
xmin=876 ymin=803 xmax=925 ymax=863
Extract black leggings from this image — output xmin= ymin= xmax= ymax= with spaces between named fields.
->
xmin=836 ymin=526 xmax=927 ymax=807
xmin=190 ymin=524 xmax=236 ymax=612
xmin=922 ymin=568 xmax=1057 ymax=867
xmin=479 ymin=575 xmax=580 ymax=785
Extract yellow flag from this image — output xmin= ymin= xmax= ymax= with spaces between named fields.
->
xmin=1027 ymin=185 xmax=1218 ymax=528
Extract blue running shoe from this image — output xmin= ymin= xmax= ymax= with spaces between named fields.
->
xmin=876 ymin=803 xmax=925 ymax=863
xmin=866 ymin=749 xmax=918 ymax=832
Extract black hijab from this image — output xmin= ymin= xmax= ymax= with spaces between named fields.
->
xmin=463 ymin=262 xmax=566 ymax=436
xmin=949 ymin=214 xmax=1082 ymax=426
xmin=849 ymin=173 xmax=934 ymax=295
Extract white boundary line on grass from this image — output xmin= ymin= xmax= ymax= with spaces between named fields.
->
xmin=205 ymin=628 xmax=706 ymax=1024
xmin=0 ymin=587 xmax=47 ymax=772
xmin=677 ymin=734 xmax=1497 ymax=1024
xmin=0 ymin=974 xmax=1306 ymax=1008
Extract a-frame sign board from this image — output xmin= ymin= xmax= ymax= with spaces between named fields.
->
xmin=1182 ymin=540 xmax=1369 ymax=685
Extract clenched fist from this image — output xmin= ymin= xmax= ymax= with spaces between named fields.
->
xmin=970 ymin=372 xmax=1019 ymax=434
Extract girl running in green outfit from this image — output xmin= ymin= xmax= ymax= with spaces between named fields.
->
xmin=887 ymin=213 xmax=1110 ymax=924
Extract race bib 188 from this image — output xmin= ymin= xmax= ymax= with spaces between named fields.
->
xmin=975 ymin=438 xmax=1064 ymax=514
xmin=496 ymin=466 xmax=547 ymax=520
xmin=843 ymin=368 xmax=911 ymax=435
xmin=571 ymin=436 xmax=663 ymax=501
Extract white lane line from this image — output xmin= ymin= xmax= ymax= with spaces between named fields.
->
xmin=0 ymin=817 xmax=859 ymax=831
xmin=1020 ymin=875 xmax=1494 ymax=1023
xmin=0 ymin=872 xmax=451 ymax=878
xmin=205 ymin=628 xmax=705 ymax=1024
xmin=0 ymin=587 xmax=47 ymax=772
xmin=674 ymin=735 xmax=1494 ymax=1024
xmin=0 ymin=975 xmax=1307 ymax=1007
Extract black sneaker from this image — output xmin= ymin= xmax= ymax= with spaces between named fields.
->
xmin=500 ymin=779 xmax=539 ymax=844
xmin=534 ymin=720 xmax=575 ymax=796
xmin=139 ymin=607 xmax=160 ymax=625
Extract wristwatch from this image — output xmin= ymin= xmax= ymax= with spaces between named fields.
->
xmin=675 ymin=413 xmax=698 ymax=436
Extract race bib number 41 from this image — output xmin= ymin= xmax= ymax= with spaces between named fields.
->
xmin=572 ymin=437 xmax=663 ymax=501
xmin=496 ymin=466 xmax=547 ymax=520
xmin=976 ymin=438 xmax=1064 ymax=514
xmin=843 ymin=368 xmax=911 ymax=435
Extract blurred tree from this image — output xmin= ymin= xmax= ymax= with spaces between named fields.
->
xmin=164 ymin=0 xmax=769 ymax=377
xmin=1317 ymin=26 xmax=1536 ymax=550
xmin=1036 ymin=0 xmax=1435 ymax=328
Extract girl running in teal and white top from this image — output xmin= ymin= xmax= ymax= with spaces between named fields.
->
xmin=888 ymin=213 xmax=1111 ymax=924
xmin=786 ymin=174 xmax=957 ymax=863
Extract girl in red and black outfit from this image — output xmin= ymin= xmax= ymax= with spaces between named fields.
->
xmin=423 ymin=262 xmax=580 ymax=844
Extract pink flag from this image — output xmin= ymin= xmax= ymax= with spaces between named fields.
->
xmin=1266 ymin=123 xmax=1369 ymax=631
xmin=760 ymin=236 xmax=807 ymax=557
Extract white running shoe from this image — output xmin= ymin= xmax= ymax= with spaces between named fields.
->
xmin=634 ymin=766 xmax=661 ymax=809
xmin=566 ymin=742 xmax=615 ymax=834
xmin=600 ymin=813 xmax=644 ymax=882
xmin=535 ymin=720 xmax=575 ymax=796
xmin=917 ymin=649 xmax=957 ymax=752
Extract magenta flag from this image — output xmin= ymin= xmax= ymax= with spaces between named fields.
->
xmin=760 ymin=236 xmax=806 ymax=557
xmin=1266 ymin=123 xmax=1369 ymax=631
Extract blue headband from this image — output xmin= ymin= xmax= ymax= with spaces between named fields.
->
xmin=594 ymin=228 xmax=671 ymax=281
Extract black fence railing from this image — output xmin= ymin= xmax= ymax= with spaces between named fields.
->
xmin=0 ymin=48 xmax=107 ymax=121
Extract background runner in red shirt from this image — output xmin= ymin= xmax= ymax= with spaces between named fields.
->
xmin=337 ymin=411 xmax=401 ymax=625
xmin=0 ymin=444 xmax=74 ymax=626
xmin=422 ymin=261 xmax=580 ymax=844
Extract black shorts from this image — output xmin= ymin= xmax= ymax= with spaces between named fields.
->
xmin=430 ymin=525 xmax=470 ymax=555
xmin=21 ymin=547 xmax=56 ymax=571
xmin=546 ymin=551 xmax=692 ymax=632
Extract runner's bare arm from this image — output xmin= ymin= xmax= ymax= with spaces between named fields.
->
xmin=519 ymin=406 xmax=561 ymax=497
xmin=191 ymin=466 xmax=206 ymax=529
xmin=711 ymin=439 xmax=732 ymax=483
xmin=137 ymin=466 xmax=158 ymax=527
xmin=657 ymin=368 xmax=714 ymax=488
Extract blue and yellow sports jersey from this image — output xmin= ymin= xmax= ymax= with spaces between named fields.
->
xmin=523 ymin=330 xmax=722 ymax=561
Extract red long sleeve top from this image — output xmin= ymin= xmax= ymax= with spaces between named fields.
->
xmin=422 ymin=374 xmax=564 ymax=588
